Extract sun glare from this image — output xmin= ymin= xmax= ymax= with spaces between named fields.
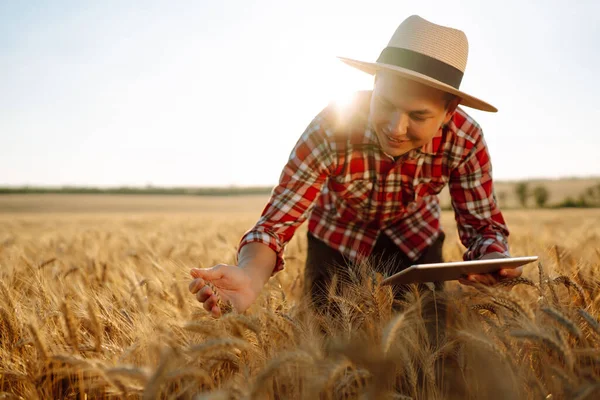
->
xmin=331 ymin=90 xmax=357 ymax=110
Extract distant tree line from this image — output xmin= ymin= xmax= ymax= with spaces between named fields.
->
xmin=512 ymin=182 xmax=600 ymax=208
xmin=0 ymin=186 xmax=274 ymax=196
xmin=3 ymin=182 xmax=600 ymax=208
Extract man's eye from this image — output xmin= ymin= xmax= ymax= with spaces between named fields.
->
xmin=411 ymin=115 xmax=427 ymax=121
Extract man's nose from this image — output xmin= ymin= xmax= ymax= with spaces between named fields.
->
xmin=387 ymin=111 xmax=409 ymax=135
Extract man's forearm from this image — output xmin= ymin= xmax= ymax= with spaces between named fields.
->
xmin=237 ymin=242 xmax=277 ymax=295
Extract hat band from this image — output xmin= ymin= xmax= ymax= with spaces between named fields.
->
xmin=376 ymin=47 xmax=464 ymax=89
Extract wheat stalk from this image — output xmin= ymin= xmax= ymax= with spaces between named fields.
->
xmin=541 ymin=307 xmax=582 ymax=339
xmin=87 ymin=301 xmax=103 ymax=352
xmin=223 ymin=313 xmax=262 ymax=339
xmin=572 ymin=382 xmax=600 ymax=400
xmin=382 ymin=312 xmax=407 ymax=355
xmin=105 ymin=366 xmax=151 ymax=383
xmin=398 ymin=346 xmax=418 ymax=395
xmin=183 ymin=320 xmax=224 ymax=337
xmin=322 ymin=358 xmax=353 ymax=399
xmin=61 ymin=300 xmax=79 ymax=350
xmin=262 ymin=310 xmax=298 ymax=342
xmin=28 ymin=322 xmax=48 ymax=359
xmin=187 ymin=337 xmax=255 ymax=357
xmin=538 ymin=262 xmax=546 ymax=290
xmin=165 ymin=368 xmax=214 ymax=389
xmin=171 ymin=280 xmax=186 ymax=310
xmin=0 ymin=307 xmax=16 ymax=345
xmin=37 ymin=257 xmax=56 ymax=269
xmin=510 ymin=329 xmax=574 ymax=371
xmin=0 ymin=280 xmax=15 ymax=311
xmin=553 ymin=276 xmax=587 ymax=305
xmin=496 ymin=277 xmax=537 ymax=289
xmin=492 ymin=295 xmax=534 ymax=321
xmin=250 ymin=350 xmax=314 ymax=399
xmin=471 ymin=303 xmax=499 ymax=315
xmin=456 ymin=331 xmax=506 ymax=361
xmin=143 ymin=347 xmax=174 ymax=400
xmin=63 ymin=266 xmax=79 ymax=278
xmin=206 ymin=281 xmax=233 ymax=314
xmin=577 ymin=309 xmax=600 ymax=336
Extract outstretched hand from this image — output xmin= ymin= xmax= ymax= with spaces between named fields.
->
xmin=458 ymin=252 xmax=522 ymax=286
xmin=188 ymin=264 xmax=259 ymax=318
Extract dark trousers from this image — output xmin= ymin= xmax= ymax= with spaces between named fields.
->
xmin=303 ymin=231 xmax=447 ymax=343
xmin=304 ymin=231 xmax=446 ymax=303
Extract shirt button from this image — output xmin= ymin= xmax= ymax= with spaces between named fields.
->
xmin=386 ymin=193 xmax=393 ymax=200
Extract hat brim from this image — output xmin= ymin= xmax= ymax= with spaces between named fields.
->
xmin=337 ymin=56 xmax=498 ymax=113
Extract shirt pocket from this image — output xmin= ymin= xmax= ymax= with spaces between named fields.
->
xmin=401 ymin=177 xmax=447 ymax=209
xmin=329 ymin=176 xmax=375 ymax=211
xmin=415 ymin=178 xmax=447 ymax=198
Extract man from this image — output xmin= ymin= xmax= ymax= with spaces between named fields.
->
xmin=189 ymin=15 xmax=521 ymax=318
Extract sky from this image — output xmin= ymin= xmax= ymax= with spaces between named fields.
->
xmin=1 ymin=0 xmax=599 ymax=187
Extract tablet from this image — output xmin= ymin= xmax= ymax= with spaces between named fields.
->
xmin=380 ymin=256 xmax=539 ymax=286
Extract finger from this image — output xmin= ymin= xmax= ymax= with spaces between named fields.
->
xmin=481 ymin=274 xmax=498 ymax=286
xmin=190 ymin=265 xmax=226 ymax=281
xmin=468 ymin=274 xmax=496 ymax=286
xmin=196 ymin=285 xmax=214 ymax=304
xmin=188 ymin=277 xmax=205 ymax=294
xmin=458 ymin=277 xmax=475 ymax=286
xmin=203 ymin=294 xmax=218 ymax=312
xmin=190 ymin=268 xmax=203 ymax=278
xmin=499 ymin=266 xmax=523 ymax=279
xmin=211 ymin=304 xmax=222 ymax=318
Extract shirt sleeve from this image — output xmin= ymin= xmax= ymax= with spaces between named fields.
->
xmin=449 ymin=129 xmax=510 ymax=261
xmin=237 ymin=114 xmax=337 ymax=273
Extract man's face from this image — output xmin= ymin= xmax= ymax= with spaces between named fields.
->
xmin=369 ymin=71 xmax=459 ymax=157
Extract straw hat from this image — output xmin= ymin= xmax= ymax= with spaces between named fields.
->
xmin=338 ymin=15 xmax=497 ymax=112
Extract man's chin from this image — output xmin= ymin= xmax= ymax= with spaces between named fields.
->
xmin=383 ymin=146 xmax=412 ymax=158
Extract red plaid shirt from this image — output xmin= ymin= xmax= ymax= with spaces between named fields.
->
xmin=238 ymin=91 xmax=510 ymax=273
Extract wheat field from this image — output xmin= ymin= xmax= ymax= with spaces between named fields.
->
xmin=1 ymin=195 xmax=599 ymax=399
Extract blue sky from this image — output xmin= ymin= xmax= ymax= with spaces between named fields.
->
xmin=1 ymin=0 xmax=599 ymax=187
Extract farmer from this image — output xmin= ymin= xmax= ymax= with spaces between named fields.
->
xmin=189 ymin=15 xmax=521 ymax=318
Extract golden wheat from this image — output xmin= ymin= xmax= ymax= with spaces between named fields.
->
xmin=0 ymin=202 xmax=599 ymax=399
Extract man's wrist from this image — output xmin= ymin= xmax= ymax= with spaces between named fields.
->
xmin=479 ymin=251 xmax=510 ymax=260
xmin=238 ymin=262 xmax=269 ymax=296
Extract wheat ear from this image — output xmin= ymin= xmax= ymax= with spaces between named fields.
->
xmin=382 ymin=312 xmax=407 ymax=355
xmin=0 ymin=307 xmax=16 ymax=345
xmin=510 ymin=330 xmax=574 ymax=370
xmin=541 ymin=307 xmax=582 ymax=339
xmin=206 ymin=281 xmax=233 ymax=314
xmin=87 ymin=300 xmax=103 ymax=352
xmin=553 ymin=276 xmax=586 ymax=305
xmin=578 ymin=309 xmax=600 ymax=336
xmin=0 ymin=280 xmax=15 ymax=311
xmin=28 ymin=322 xmax=48 ymax=359
xmin=61 ymin=300 xmax=79 ymax=350
xmin=250 ymin=350 xmax=314 ymax=399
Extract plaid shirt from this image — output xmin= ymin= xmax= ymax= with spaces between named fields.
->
xmin=238 ymin=91 xmax=510 ymax=273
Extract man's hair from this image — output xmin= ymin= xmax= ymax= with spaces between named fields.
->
xmin=443 ymin=92 xmax=458 ymax=110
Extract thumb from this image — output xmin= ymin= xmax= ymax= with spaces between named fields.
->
xmin=190 ymin=265 xmax=226 ymax=280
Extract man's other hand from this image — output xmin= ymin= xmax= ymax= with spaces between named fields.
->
xmin=458 ymin=251 xmax=522 ymax=286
